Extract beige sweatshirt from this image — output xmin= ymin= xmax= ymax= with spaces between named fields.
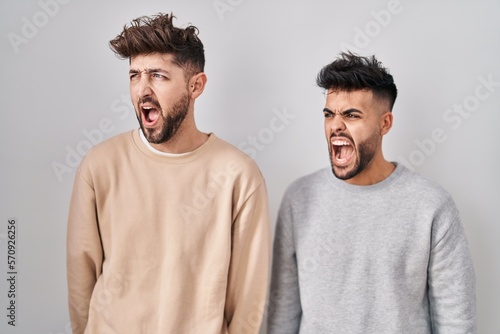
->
xmin=67 ymin=130 xmax=270 ymax=334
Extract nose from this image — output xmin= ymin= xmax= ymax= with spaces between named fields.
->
xmin=329 ymin=113 xmax=346 ymax=134
xmin=132 ymin=75 xmax=153 ymax=101
xmin=137 ymin=77 xmax=153 ymax=97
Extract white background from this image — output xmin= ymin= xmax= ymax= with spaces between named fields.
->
xmin=1 ymin=0 xmax=499 ymax=333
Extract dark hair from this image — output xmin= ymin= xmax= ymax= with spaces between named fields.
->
xmin=109 ymin=13 xmax=205 ymax=77
xmin=316 ymin=52 xmax=397 ymax=110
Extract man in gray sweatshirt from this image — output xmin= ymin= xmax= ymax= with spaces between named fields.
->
xmin=267 ymin=52 xmax=476 ymax=333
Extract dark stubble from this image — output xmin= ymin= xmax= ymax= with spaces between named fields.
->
xmin=137 ymin=93 xmax=190 ymax=144
xmin=329 ymin=131 xmax=379 ymax=180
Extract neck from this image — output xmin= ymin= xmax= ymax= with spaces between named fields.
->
xmin=345 ymin=156 xmax=396 ymax=186
xmin=148 ymin=109 xmax=209 ymax=154
xmin=149 ymin=129 xmax=208 ymax=154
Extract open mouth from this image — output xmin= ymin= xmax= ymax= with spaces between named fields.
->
xmin=331 ymin=137 xmax=355 ymax=166
xmin=141 ymin=105 xmax=160 ymax=127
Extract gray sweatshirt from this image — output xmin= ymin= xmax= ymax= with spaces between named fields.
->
xmin=268 ymin=163 xmax=476 ymax=333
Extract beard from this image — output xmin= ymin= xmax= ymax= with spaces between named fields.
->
xmin=137 ymin=93 xmax=190 ymax=144
xmin=329 ymin=131 xmax=379 ymax=180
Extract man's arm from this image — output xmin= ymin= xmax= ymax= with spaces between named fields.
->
xmin=428 ymin=208 xmax=476 ymax=333
xmin=66 ymin=169 xmax=103 ymax=334
xmin=267 ymin=194 xmax=302 ymax=334
xmin=225 ymin=181 xmax=271 ymax=334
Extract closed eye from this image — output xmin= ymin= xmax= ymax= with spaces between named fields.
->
xmin=129 ymin=71 xmax=139 ymax=81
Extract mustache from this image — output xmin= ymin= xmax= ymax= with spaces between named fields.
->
xmin=330 ymin=132 xmax=354 ymax=142
xmin=138 ymin=96 xmax=162 ymax=109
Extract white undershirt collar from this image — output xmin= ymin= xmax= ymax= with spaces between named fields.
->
xmin=139 ymin=129 xmax=192 ymax=157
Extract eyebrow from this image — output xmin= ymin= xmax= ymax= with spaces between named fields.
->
xmin=323 ymin=107 xmax=363 ymax=115
xmin=129 ymin=68 xmax=170 ymax=75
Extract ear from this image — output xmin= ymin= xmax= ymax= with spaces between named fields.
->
xmin=188 ymin=72 xmax=207 ymax=99
xmin=380 ymin=111 xmax=393 ymax=136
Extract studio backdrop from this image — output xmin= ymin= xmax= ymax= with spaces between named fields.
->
xmin=1 ymin=0 xmax=499 ymax=333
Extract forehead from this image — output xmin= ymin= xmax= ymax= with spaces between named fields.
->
xmin=325 ymin=89 xmax=374 ymax=110
xmin=129 ymin=53 xmax=180 ymax=71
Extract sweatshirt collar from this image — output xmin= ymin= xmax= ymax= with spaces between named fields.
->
xmin=326 ymin=162 xmax=406 ymax=194
xmin=131 ymin=128 xmax=217 ymax=164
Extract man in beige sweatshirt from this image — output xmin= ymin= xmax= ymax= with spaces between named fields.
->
xmin=66 ymin=13 xmax=270 ymax=334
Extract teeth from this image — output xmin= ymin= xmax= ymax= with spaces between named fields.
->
xmin=332 ymin=140 xmax=350 ymax=146
xmin=143 ymin=106 xmax=152 ymax=110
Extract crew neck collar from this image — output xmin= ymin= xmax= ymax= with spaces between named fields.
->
xmin=131 ymin=129 xmax=216 ymax=164
xmin=325 ymin=162 xmax=404 ymax=194
xmin=139 ymin=129 xmax=193 ymax=157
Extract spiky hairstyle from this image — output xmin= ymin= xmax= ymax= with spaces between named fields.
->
xmin=109 ymin=13 xmax=205 ymax=77
xmin=316 ymin=52 xmax=397 ymax=110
